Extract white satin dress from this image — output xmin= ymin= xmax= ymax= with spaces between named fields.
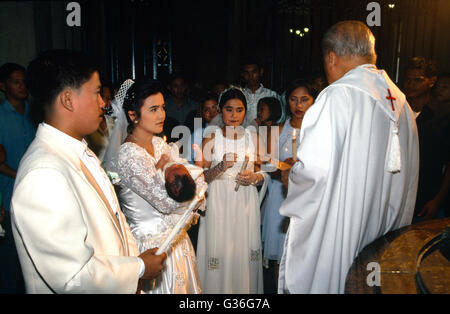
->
xmin=196 ymin=128 xmax=264 ymax=294
xmin=115 ymin=137 xmax=206 ymax=294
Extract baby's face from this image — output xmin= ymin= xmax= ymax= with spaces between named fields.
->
xmin=165 ymin=164 xmax=189 ymax=184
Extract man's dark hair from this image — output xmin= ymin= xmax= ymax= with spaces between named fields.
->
xmin=240 ymin=56 xmax=263 ymax=71
xmin=0 ymin=63 xmax=26 ymax=84
xmin=404 ymin=56 xmax=438 ymax=79
xmin=25 ymin=49 xmax=100 ymax=124
xmin=167 ymin=72 xmax=187 ymax=85
xmin=165 ymin=173 xmax=196 ymax=202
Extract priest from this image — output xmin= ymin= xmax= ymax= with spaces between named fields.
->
xmin=278 ymin=20 xmax=419 ymax=294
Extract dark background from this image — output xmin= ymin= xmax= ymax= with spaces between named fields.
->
xmin=1 ymin=0 xmax=449 ymax=94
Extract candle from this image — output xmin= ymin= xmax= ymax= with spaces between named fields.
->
xmin=292 ymin=129 xmax=297 ymax=162
xmin=235 ymin=148 xmax=250 ymax=192
xmin=156 ymin=188 xmax=206 ymax=255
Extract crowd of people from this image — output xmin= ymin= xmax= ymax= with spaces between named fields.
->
xmin=0 ymin=20 xmax=448 ymax=294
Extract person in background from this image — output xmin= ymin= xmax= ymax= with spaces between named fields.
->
xmin=210 ymin=58 xmax=281 ymax=128
xmin=85 ymin=83 xmax=115 ymax=162
xmin=403 ymin=57 xmax=449 ymax=222
xmin=0 ymin=62 xmax=35 ymax=293
xmin=260 ymin=79 xmax=318 ymax=294
xmin=165 ymin=72 xmax=199 ymax=128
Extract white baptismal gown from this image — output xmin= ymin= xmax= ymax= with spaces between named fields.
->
xmin=115 ymin=137 xmax=205 ymax=294
xmin=196 ymin=128 xmax=264 ymax=294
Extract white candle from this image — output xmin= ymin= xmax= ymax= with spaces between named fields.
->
xmin=292 ymin=129 xmax=297 ymax=162
xmin=156 ymin=188 xmax=206 ymax=254
xmin=235 ymin=148 xmax=250 ymax=192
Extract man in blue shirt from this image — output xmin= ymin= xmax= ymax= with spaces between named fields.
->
xmin=0 ymin=62 xmax=36 ymax=293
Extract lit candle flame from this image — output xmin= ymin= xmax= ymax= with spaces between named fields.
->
xmin=292 ymin=129 xmax=297 ymax=139
xmin=163 ymin=135 xmax=167 ymax=143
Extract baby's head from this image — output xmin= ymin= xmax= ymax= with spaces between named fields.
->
xmin=164 ymin=164 xmax=196 ymax=202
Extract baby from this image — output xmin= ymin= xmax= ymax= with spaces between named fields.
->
xmin=155 ymin=143 xmax=204 ymax=204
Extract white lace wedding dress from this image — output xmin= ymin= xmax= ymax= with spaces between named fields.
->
xmin=196 ymin=128 xmax=264 ymax=294
xmin=115 ymin=136 xmax=205 ymax=294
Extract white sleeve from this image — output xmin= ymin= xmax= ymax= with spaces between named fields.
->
xmin=117 ymin=145 xmax=180 ymax=214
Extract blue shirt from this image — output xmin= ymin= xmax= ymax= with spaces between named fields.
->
xmin=0 ymin=100 xmax=36 ymax=211
xmin=164 ymin=96 xmax=199 ymax=125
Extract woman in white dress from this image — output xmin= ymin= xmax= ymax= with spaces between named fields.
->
xmin=196 ymin=87 xmax=265 ymax=294
xmin=261 ymin=79 xmax=319 ymax=292
xmin=111 ymin=79 xmax=206 ymax=294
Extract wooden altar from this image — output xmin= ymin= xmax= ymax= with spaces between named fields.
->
xmin=345 ymin=218 xmax=450 ymax=294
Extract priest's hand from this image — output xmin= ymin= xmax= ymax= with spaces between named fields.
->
xmin=139 ymin=248 xmax=167 ymax=280
xmin=417 ymin=198 xmax=441 ymax=220
xmin=281 ymin=169 xmax=290 ymax=189
xmin=281 ymin=158 xmax=296 ymax=189
xmin=283 ymin=157 xmax=296 ymax=167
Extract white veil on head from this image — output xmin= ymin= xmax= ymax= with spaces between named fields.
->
xmin=102 ymin=79 xmax=135 ymax=172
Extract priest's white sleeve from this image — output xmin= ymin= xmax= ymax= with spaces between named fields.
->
xmin=280 ymin=87 xmax=349 ymax=221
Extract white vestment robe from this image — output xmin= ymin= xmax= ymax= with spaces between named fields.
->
xmin=278 ymin=64 xmax=419 ymax=294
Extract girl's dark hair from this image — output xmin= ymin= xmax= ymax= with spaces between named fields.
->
xmin=26 ymin=49 xmax=99 ymax=125
xmin=218 ymin=87 xmax=247 ymax=112
xmin=123 ymin=78 xmax=164 ymax=133
xmin=257 ymin=97 xmax=282 ymax=124
xmin=284 ymin=78 xmax=319 ymax=115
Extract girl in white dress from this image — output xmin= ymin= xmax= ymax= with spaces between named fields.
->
xmin=112 ymin=79 xmax=206 ymax=294
xmin=260 ymin=78 xmax=319 ymax=292
xmin=196 ymin=88 xmax=265 ymax=294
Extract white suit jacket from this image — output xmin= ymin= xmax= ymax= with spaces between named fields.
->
xmin=11 ymin=124 xmax=141 ymax=293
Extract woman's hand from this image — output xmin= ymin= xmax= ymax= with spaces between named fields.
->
xmin=155 ymin=154 xmax=170 ymax=170
xmin=235 ymin=170 xmax=264 ymax=186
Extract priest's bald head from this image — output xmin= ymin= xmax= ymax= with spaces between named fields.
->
xmin=322 ymin=20 xmax=377 ymax=84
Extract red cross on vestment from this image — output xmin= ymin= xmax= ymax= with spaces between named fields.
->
xmin=386 ymin=88 xmax=396 ymax=111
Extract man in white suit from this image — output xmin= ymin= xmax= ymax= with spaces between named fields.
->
xmin=278 ymin=21 xmax=419 ymax=294
xmin=11 ymin=49 xmax=167 ymax=293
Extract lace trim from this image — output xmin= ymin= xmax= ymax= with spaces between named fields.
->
xmin=208 ymin=257 xmax=220 ymax=270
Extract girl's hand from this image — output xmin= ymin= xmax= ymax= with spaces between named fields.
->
xmin=222 ymin=153 xmax=237 ymax=170
xmin=236 ymin=170 xmax=264 ymax=186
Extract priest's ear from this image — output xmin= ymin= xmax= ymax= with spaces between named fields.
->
xmin=325 ymin=50 xmax=338 ymax=67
